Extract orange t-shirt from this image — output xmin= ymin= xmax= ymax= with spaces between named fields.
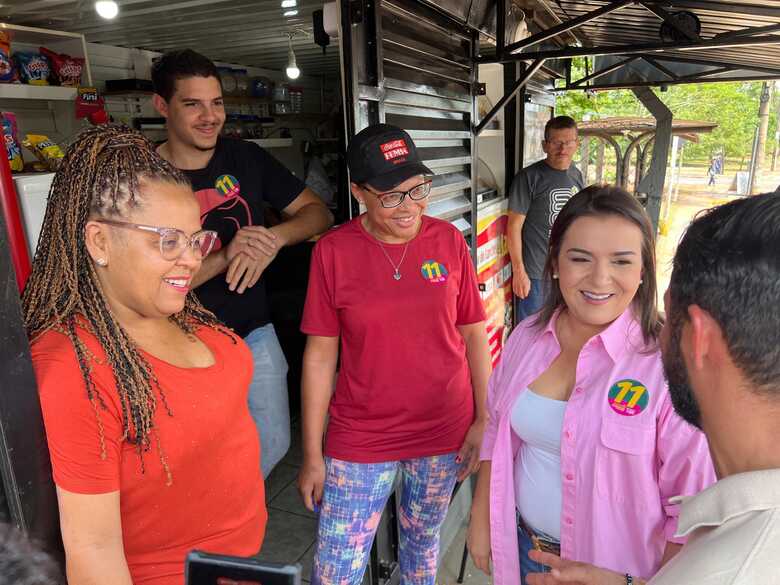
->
xmin=31 ymin=323 xmax=267 ymax=585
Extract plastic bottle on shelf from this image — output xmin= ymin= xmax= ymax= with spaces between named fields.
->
xmin=289 ymin=86 xmax=303 ymax=113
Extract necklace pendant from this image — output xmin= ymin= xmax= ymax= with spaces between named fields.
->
xmin=393 ymin=271 xmax=402 ymax=281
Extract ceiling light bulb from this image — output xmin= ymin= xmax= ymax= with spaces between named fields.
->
xmin=286 ymin=35 xmax=300 ymax=80
xmin=94 ymin=0 xmax=119 ymax=19
xmin=281 ymin=0 xmax=296 ymax=7
xmin=284 ymin=9 xmax=298 ymax=16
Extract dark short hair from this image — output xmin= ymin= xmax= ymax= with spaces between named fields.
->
xmin=535 ymin=185 xmax=661 ymax=345
xmin=151 ymin=49 xmax=221 ymax=101
xmin=668 ymin=192 xmax=780 ymax=396
xmin=0 ymin=523 xmax=61 ymax=585
xmin=544 ymin=115 xmax=578 ymax=141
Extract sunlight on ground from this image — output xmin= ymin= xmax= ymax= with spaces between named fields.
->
xmin=655 ymin=166 xmax=780 ymax=308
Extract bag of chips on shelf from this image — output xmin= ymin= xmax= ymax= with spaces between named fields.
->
xmin=23 ymin=134 xmax=64 ymax=171
xmin=14 ymin=51 xmax=51 ymax=85
xmin=0 ymin=31 xmax=17 ymax=83
xmin=40 ymin=47 xmax=84 ymax=86
xmin=1 ymin=112 xmax=24 ymax=171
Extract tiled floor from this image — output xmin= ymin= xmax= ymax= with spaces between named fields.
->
xmin=258 ymin=420 xmax=317 ymax=582
xmin=260 ymin=419 xmax=489 ymax=585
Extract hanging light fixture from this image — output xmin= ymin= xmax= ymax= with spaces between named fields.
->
xmin=285 ymin=33 xmax=300 ymax=80
xmin=94 ymin=0 xmax=119 ymax=19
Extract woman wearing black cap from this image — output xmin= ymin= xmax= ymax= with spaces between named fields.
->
xmin=297 ymin=124 xmax=491 ymax=585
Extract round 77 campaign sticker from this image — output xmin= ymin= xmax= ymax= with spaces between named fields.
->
xmin=608 ymin=379 xmax=649 ymax=416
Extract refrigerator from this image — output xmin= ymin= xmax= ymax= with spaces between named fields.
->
xmin=12 ymin=172 xmax=54 ymax=259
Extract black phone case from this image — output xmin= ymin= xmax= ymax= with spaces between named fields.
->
xmin=185 ymin=550 xmax=302 ymax=585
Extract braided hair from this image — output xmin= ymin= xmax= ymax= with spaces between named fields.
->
xmin=22 ymin=124 xmax=227 ymax=484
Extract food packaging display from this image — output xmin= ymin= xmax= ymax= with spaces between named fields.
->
xmin=14 ymin=51 xmax=51 ymax=85
xmin=0 ymin=31 xmax=17 ymax=83
xmin=1 ymin=112 xmax=24 ymax=172
xmin=233 ymin=69 xmax=249 ymax=96
xmin=251 ymin=76 xmax=273 ymax=99
xmin=22 ymin=134 xmax=64 ymax=171
xmin=40 ymin=47 xmax=84 ymax=86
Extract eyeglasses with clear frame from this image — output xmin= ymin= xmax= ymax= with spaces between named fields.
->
xmin=362 ymin=179 xmax=433 ymax=208
xmin=95 ymin=219 xmax=218 ymax=261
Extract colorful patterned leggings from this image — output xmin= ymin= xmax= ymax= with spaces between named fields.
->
xmin=312 ymin=454 xmax=460 ymax=585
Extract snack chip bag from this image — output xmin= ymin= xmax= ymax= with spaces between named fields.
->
xmin=1 ymin=112 xmax=23 ymax=171
xmin=14 ymin=51 xmax=50 ymax=85
xmin=0 ymin=31 xmax=17 ymax=83
xmin=40 ymin=47 xmax=84 ymax=86
xmin=23 ymin=134 xmax=64 ymax=171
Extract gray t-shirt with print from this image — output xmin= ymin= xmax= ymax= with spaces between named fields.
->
xmin=508 ymin=160 xmax=584 ymax=279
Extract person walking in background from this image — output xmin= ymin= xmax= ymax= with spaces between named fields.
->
xmin=507 ymin=116 xmax=584 ymax=325
xmin=298 ymin=124 xmax=492 ymax=585
xmin=468 ymin=186 xmax=714 ymax=585
xmin=152 ymin=49 xmax=334 ymax=477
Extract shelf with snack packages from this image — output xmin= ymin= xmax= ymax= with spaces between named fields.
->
xmin=0 ymin=22 xmax=92 ymax=100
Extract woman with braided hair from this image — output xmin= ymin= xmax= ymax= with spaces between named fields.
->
xmin=24 ymin=124 xmax=267 ymax=585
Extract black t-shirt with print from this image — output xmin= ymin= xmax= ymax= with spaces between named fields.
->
xmin=184 ymin=137 xmax=305 ymax=337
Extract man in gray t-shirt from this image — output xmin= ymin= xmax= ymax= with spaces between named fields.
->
xmin=508 ymin=116 xmax=584 ymax=324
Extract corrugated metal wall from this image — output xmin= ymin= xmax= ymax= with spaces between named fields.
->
xmin=347 ymin=0 xmax=478 ymax=241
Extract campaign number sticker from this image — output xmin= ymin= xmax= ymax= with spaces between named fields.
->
xmin=608 ymin=379 xmax=649 ymax=416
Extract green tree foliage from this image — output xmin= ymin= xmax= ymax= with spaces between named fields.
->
xmin=555 ymin=58 xmax=776 ymax=161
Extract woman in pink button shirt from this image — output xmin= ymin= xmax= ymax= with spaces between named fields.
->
xmin=467 ymin=186 xmax=715 ymax=585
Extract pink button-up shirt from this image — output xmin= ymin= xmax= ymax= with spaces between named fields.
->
xmin=480 ymin=309 xmax=715 ymax=584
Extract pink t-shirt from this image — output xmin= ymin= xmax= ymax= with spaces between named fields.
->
xmin=480 ymin=309 xmax=716 ymax=584
xmin=301 ymin=215 xmax=487 ymax=462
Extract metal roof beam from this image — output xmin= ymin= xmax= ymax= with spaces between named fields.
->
xmin=484 ymin=34 xmax=780 ymax=62
xmin=505 ymin=0 xmax=636 ymax=54
xmin=713 ymin=22 xmax=780 ymax=42
xmin=651 ymin=54 xmax=780 ymax=76
xmin=675 ymin=66 xmax=733 ymax=80
xmin=565 ymin=74 xmax=780 ymax=92
xmin=476 ymin=59 xmax=545 ymax=135
xmin=665 ymin=1 xmax=780 ymax=20
xmin=570 ymin=56 xmax=639 ymax=87
xmin=641 ymin=56 xmax=680 ymax=80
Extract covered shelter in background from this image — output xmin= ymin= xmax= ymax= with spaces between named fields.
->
xmin=577 ymin=116 xmax=718 ymax=191
xmin=475 ymin=0 xmax=780 ymax=231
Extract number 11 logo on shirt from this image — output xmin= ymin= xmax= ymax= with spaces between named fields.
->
xmin=420 ymin=260 xmax=448 ymax=284
xmin=608 ymin=379 xmax=650 ymax=416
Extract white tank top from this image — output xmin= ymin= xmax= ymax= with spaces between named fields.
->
xmin=510 ymin=388 xmax=567 ymax=539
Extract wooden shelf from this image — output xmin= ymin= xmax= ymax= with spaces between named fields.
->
xmin=0 ymin=84 xmax=78 ymax=101
xmin=223 ymin=95 xmax=271 ymax=104
xmin=246 ymin=138 xmax=293 ymax=148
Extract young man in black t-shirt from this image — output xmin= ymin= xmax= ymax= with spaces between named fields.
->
xmin=152 ymin=50 xmax=333 ymax=478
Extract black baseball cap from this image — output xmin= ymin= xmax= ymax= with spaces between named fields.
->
xmin=347 ymin=124 xmax=433 ymax=191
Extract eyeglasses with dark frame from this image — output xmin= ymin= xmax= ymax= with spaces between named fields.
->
xmin=362 ymin=179 xmax=433 ymax=208
xmin=95 ymin=219 xmax=218 ymax=261
xmin=544 ymin=139 xmax=579 ymax=149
